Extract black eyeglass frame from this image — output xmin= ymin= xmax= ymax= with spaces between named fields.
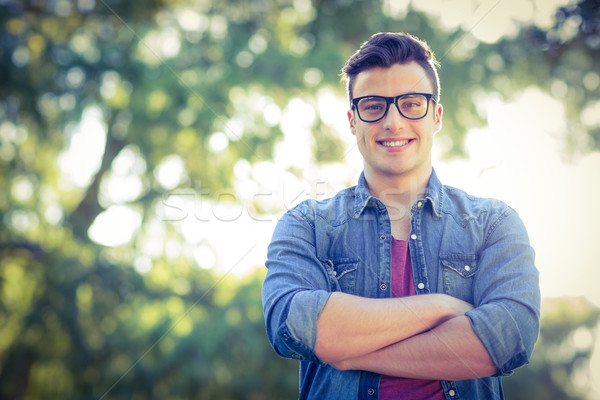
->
xmin=350 ymin=92 xmax=438 ymax=123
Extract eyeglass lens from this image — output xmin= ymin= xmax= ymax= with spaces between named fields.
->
xmin=357 ymin=94 xmax=429 ymax=121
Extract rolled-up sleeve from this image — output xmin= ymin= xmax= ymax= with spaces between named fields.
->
xmin=466 ymin=207 xmax=541 ymax=376
xmin=262 ymin=206 xmax=331 ymax=362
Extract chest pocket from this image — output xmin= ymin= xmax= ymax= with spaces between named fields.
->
xmin=322 ymin=258 xmax=358 ymax=294
xmin=440 ymin=254 xmax=478 ymax=303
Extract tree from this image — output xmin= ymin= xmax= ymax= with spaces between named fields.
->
xmin=503 ymin=297 xmax=600 ymax=400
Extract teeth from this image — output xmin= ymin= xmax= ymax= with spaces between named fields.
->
xmin=381 ymin=140 xmax=409 ymax=147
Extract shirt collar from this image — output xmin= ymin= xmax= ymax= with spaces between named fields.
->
xmin=353 ymin=169 xmax=443 ymax=219
xmin=353 ymin=171 xmax=374 ymax=217
xmin=423 ymin=168 xmax=443 ymax=219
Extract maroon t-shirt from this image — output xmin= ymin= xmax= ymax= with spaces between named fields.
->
xmin=378 ymin=238 xmax=446 ymax=400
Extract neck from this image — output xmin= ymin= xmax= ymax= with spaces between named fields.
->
xmin=365 ymin=168 xmax=431 ymax=200
xmin=364 ymin=167 xmax=431 ymax=221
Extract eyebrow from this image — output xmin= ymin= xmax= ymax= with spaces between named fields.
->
xmin=353 ymin=92 xmax=434 ymax=100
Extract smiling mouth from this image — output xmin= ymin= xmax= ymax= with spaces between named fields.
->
xmin=380 ymin=139 xmax=412 ymax=147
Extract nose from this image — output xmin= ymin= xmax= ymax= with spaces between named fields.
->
xmin=382 ymin=102 xmax=407 ymax=131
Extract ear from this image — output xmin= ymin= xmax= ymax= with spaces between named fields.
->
xmin=347 ymin=109 xmax=357 ymax=136
xmin=433 ymin=103 xmax=443 ymax=134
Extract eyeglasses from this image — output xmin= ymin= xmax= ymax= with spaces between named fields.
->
xmin=351 ymin=93 xmax=438 ymax=123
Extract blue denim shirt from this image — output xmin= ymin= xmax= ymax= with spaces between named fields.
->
xmin=262 ymin=169 xmax=540 ymax=400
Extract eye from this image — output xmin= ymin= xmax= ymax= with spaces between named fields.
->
xmin=398 ymin=95 xmax=426 ymax=111
xmin=358 ymin=97 xmax=386 ymax=112
xmin=364 ymin=103 xmax=384 ymax=111
xmin=400 ymin=99 xmax=423 ymax=108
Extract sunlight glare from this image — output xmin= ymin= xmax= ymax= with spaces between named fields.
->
xmin=194 ymin=244 xmax=217 ymax=269
xmin=88 ymin=205 xmax=142 ymax=247
xmin=141 ymin=216 xmax=166 ymax=258
xmin=155 ymin=154 xmax=186 ymax=190
xmin=100 ymin=146 xmax=146 ymax=205
xmin=412 ymin=0 xmax=576 ymax=43
xmin=58 ymin=106 xmax=106 ymax=188
xmin=209 ymin=132 xmax=229 ymax=152
xmin=275 ymin=98 xmax=315 ymax=169
xmin=263 ymin=103 xmax=282 ymax=126
xmin=176 ymin=9 xmax=208 ymax=32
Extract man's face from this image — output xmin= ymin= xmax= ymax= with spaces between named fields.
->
xmin=348 ymin=62 xmax=443 ymax=183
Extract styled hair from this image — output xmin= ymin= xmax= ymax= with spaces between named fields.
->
xmin=341 ymin=32 xmax=441 ymax=103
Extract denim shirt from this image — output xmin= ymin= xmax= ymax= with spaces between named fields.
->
xmin=262 ymin=169 xmax=540 ymax=400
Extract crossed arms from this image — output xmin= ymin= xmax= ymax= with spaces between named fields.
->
xmin=315 ymin=291 xmax=498 ymax=380
xmin=263 ymin=206 xmax=540 ymax=381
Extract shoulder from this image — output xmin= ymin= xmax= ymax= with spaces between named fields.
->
xmin=440 ymin=184 xmax=515 ymax=225
xmin=283 ymin=185 xmax=357 ymax=226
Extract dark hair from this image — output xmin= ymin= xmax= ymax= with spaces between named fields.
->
xmin=341 ymin=32 xmax=441 ymax=103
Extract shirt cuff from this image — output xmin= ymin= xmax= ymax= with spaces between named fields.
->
xmin=280 ymin=289 xmax=331 ymax=361
xmin=466 ymin=303 xmax=530 ymax=376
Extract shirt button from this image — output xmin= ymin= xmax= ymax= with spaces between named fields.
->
xmin=380 ymin=234 xmax=386 ymax=240
xmin=464 ymin=265 xmax=471 ymax=271
xmin=380 ymin=284 xmax=387 ymax=291
xmin=410 ymin=234 xmax=417 ymax=240
xmin=367 ymin=388 xmax=375 ymax=396
xmin=417 ymin=283 xmax=425 ymax=290
xmin=417 ymin=201 xmax=423 ymax=208
xmin=448 ymin=389 xmax=456 ymax=397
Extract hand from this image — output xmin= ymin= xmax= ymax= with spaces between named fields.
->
xmin=442 ymin=295 xmax=474 ymax=317
xmin=329 ymin=359 xmax=351 ymax=371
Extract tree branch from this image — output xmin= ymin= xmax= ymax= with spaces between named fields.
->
xmin=67 ymin=111 xmax=127 ymax=241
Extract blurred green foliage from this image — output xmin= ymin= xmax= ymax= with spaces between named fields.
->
xmin=504 ymin=297 xmax=600 ymax=400
xmin=1 ymin=0 xmax=599 ymax=399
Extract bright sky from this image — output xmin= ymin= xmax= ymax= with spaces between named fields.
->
xmin=410 ymin=0 xmax=577 ymax=42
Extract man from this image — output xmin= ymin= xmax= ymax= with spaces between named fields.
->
xmin=262 ymin=32 xmax=540 ymax=400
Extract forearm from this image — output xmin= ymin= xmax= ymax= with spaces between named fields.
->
xmin=338 ymin=315 xmax=498 ymax=380
xmin=315 ymin=292 xmax=472 ymax=363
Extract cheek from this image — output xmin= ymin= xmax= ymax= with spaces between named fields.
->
xmin=354 ymin=128 xmax=372 ymax=144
